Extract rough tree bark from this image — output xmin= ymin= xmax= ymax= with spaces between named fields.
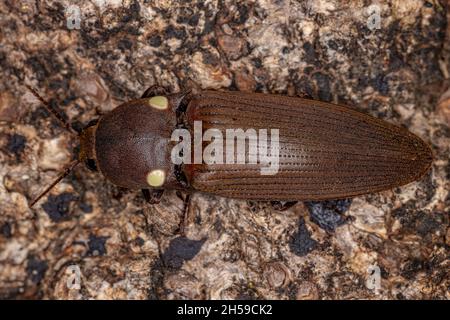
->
xmin=0 ymin=0 xmax=448 ymax=299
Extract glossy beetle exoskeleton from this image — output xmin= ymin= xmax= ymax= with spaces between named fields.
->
xmin=28 ymin=86 xmax=433 ymax=207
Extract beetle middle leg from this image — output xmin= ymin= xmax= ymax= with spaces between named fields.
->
xmin=247 ymin=200 xmax=298 ymax=212
xmin=141 ymin=189 xmax=192 ymax=237
xmin=178 ymin=193 xmax=192 ymax=236
xmin=141 ymin=85 xmax=168 ymax=98
xmin=270 ymin=201 xmax=298 ymax=211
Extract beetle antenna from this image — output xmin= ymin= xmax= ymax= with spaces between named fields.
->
xmin=25 ymin=84 xmax=78 ymax=135
xmin=29 ymin=159 xmax=80 ymax=208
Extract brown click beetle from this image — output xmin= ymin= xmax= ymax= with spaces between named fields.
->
xmin=27 ymin=85 xmax=433 ymax=208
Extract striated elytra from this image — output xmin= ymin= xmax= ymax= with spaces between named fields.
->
xmin=28 ymin=87 xmax=433 ymax=206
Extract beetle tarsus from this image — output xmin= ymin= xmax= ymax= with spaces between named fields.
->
xmin=296 ymin=91 xmax=314 ymax=100
xmin=271 ymin=201 xmax=298 ymax=211
xmin=142 ymin=188 xmax=164 ymax=204
xmin=179 ymin=193 xmax=191 ymax=236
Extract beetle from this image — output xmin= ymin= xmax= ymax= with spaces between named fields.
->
xmin=27 ymin=85 xmax=433 ymax=208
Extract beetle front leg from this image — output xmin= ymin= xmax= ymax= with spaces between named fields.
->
xmin=142 ymin=188 xmax=164 ymax=204
xmin=141 ymin=85 xmax=168 ymax=98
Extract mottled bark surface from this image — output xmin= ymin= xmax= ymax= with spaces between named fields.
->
xmin=0 ymin=0 xmax=449 ymax=299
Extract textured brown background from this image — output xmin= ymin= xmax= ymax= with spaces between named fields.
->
xmin=0 ymin=0 xmax=449 ymax=299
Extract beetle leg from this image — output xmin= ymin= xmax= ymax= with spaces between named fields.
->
xmin=142 ymin=188 xmax=164 ymax=204
xmin=270 ymin=201 xmax=298 ymax=211
xmin=141 ymin=85 xmax=168 ymax=98
xmin=296 ymin=91 xmax=314 ymax=100
xmin=178 ymin=193 xmax=191 ymax=236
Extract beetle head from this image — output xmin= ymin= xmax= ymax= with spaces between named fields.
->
xmin=79 ymin=120 xmax=99 ymax=172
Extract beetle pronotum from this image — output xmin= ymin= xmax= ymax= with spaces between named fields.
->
xmin=26 ymin=85 xmax=433 ymax=208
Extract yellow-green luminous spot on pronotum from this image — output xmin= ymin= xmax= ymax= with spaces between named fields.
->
xmin=148 ymin=96 xmax=168 ymax=110
xmin=146 ymin=169 xmax=165 ymax=187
